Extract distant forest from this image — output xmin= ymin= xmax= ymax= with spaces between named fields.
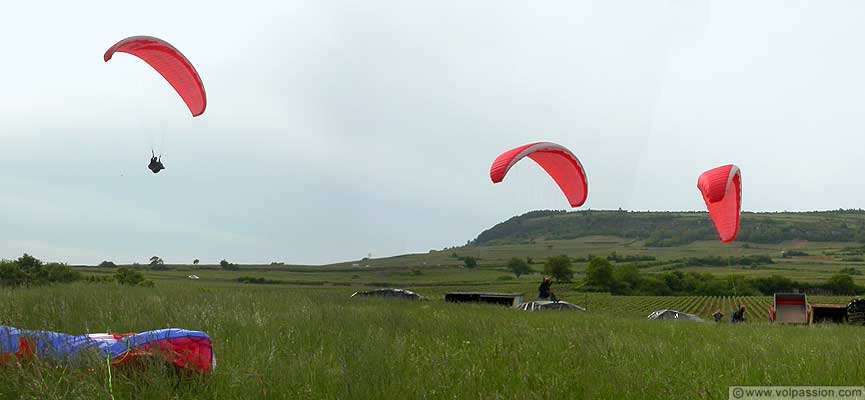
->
xmin=472 ymin=209 xmax=865 ymax=246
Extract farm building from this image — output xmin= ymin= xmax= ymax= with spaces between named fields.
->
xmin=445 ymin=292 xmax=524 ymax=307
xmin=647 ymin=310 xmax=703 ymax=322
xmin=516 ymin=301 xmax=586 ymax=312
xmin=351 ymin=288 xmax=427 ymax=300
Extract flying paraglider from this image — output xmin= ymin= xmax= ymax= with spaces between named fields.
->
xmin=490 ymin=142 xmax=588 ymax=208
xmin=105 ymin=35 xmax=206 ymax=174
xmin=104 ymin=36 xmax=207 ymax=117
xmin=697 ymin=164 xmax=742 ymax=243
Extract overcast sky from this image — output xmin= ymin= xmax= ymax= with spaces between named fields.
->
xmin=2 ymin=1 xmax=864 ymax=265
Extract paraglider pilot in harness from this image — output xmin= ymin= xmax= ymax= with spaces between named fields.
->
xmin=731 ymin=305 xmax=746 ymax=323
xmin=148 ymin=151 xmax=165 ymax=174
xmin=538 ymin=276 xmax=558 ymax=302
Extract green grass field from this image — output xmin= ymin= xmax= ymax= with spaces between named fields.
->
xmin=2 ymin=281 xmax=864 ymax=398
xmin=5 ymin=235 xmax=865 ymax=399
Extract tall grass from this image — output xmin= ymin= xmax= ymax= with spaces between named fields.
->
xmin=3 ymin=283 xmax=865 ymax=399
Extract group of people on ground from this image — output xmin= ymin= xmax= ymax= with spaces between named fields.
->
xmin=713 ymin=305 xmax=747 ymax=323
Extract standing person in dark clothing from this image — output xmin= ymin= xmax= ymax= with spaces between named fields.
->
xmin=538 ymin=276 xmax=558 ymax=302
xmin=731 ymin=305 xmax=746 ymax=323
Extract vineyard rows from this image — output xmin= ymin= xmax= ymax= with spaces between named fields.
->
xmin=577 ymin=294 xmax=855 ymax=320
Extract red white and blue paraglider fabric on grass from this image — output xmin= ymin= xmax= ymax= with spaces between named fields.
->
xmin=0 ymin=326 xmax=215 ymax=373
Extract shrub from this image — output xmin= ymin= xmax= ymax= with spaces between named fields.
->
xmin=544 ymin=255 xmax=574 ymax=282
xmin=45 ymin=263 xmax=81 ymax=283
xmin=584 ymin=257 xmax=614 ymax=289
xmin=85 ymin=275 xmax=114 ymax=283
xmin=507 ymin=257 xmax=531 ymax=278
xmin=782 ymin=250 xmax=810 ymax=258
xmin=114 ymin=267 xmax=152 ymax=287
xmin=238 ymin=276 xmax=281 ymax=284
xmin=0 ymin=254 xmax=80 ymax=287
xmin=220 ymin=260 xmax=239 ymax=271
xmin=826 ymin=274 xmax=862 ymax=295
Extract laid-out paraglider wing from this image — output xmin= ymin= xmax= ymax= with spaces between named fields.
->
xmin=490 ymin=142 xmax=588 ymax=208
xmin=697 ymin=165 xmax=742 ymax=243
xmin=0 ymin=326 xmax=215 ymax=373
xmin=105 ymin=36 xmax=207 ymax=117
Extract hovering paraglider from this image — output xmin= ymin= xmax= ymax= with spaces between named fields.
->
xmin=697 ymin=164 xmax=742 ymax=243
xmin=104 ymin=36 xmax=207 ymax=117
xmin=105 ymin=35 xmax=206 ymax=174
xmin=490 ymin=142 xmax=588 ymax=207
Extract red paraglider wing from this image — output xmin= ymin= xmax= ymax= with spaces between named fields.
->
xmin=490 ymin=142 xmax=588 ymax=207
xmin=105 ymin=36 xmax=207 ymax=117
xmin=697 ymin=165 xmax=742 ymax=243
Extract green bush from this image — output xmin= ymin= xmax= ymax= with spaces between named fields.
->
xmin=0 ymin=254 xmax=80 ymax=287
xmin=84 ymin=275 xmax=114 ymax=283
xmin=115 ymin=267 xmax=146 ymax=286
xmin=544 ymin=255 xmax=574 ymax=282
xmin=507 ymin=257 xmax=531 ymax=278
xmin=220 ymin=260 xmax=240 ymax=271
xmin=238 ymin=276 xmax=281 ymax=284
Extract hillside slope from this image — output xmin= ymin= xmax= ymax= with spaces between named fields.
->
xmin=472 ymin=209 xmax=865 ymax=247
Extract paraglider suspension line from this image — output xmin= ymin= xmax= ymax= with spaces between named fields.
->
xmin=727 ymin=245 xmax=738 ymax=298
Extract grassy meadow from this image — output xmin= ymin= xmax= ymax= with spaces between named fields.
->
xmin=1 ymin=282 xmax=864 ymax=399
xmin=4 ymin=232 xmax=865 ymax=399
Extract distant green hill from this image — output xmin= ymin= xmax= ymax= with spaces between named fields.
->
xmin=472 ymin=209 xmax=865 ymax=247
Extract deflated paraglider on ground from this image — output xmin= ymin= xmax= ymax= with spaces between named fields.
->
xmin=516 ymin=301 xmax=586 ymax=312
xmin=104 ymin=35 xmax=207 ymax=174
xmin=0 ymin=326 xmax=215 ymax=374
xmin=490 ymin=142 xmax=588 ymax=208
xmin=351 ymin=288 xmax=427 ymax=300
xmin=697 ymin=164 xmax=742 ymax=243
xmin=647 ymin=309 xmax=704 ymax=322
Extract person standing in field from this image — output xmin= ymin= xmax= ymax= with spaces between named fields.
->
xmin=731 ymin=305 xmax=746 ymax=323
xmin=538 ymin=276 xmax=558 ymax=302
xmin=712 ymin=310 xmax=724 ymax=323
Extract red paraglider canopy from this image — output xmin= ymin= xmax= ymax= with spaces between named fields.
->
xmin=105 ymin=36 xmax=207 ymax=117
xmin=697 ymin=164 xmax=742 ymax=243
xmin=490 ymin=142 xmax=588 ymax=208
